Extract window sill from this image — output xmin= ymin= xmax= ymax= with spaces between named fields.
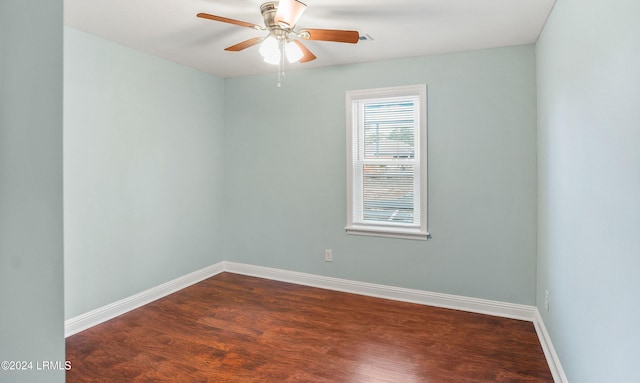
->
xmin=345 ymin=225 xmax=429 ymax=241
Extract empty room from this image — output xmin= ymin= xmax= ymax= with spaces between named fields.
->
xmin=1 ymin=0 xmax=638 ymax=382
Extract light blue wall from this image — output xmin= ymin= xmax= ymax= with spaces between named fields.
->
xmin=223 ymin=45 xmax=538 ymax=305
xmin=64 ymin=27 xmax=226 ymax=318
xmin=536 ymin=0 xmax=640 ymax=381
xmin=0 ymin=1 xmax=65 ymax=382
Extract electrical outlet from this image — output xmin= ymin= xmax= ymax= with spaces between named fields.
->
xmin=545 ymin=290 xmax=550 ymax=311
xmin=324 ymin=249 xmax=333 ymax=262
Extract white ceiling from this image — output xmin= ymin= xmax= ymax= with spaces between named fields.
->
xmin=64 ymin=0 xmax=556 ymax=78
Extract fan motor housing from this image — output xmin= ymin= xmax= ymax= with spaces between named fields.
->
xmin=261 ymin=1 xmax=292 ymax=40
xmin=260 ymin=2 xmax=278 ymax=29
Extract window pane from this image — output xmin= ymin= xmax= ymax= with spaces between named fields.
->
xmin=346 ymin=84 xmax=427 ymax=239
xmin=363 ymin=101 xmax=415 ymax=159
xmin=362 ymin=164 xmax=414 ymax=224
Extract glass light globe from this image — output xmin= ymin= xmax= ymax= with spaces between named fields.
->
xmin=285 ymin=41 xmax=304 ymax=63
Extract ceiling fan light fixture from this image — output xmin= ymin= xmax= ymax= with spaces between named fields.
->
xmin=259 ymin=35 xmax=281 ymax=65
xmin=197 ymin=1 xmax=359 ymax=79
xmin=285 ymin=40 xmax=304 ymax=63
xmin=274 ymin=0 xmax=307 ymax=29
xmin=263 ymin=53 xmax=281 ymax=65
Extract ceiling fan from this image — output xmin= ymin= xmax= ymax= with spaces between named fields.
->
xmin=197 ymin=0 xmax=360 ymax=67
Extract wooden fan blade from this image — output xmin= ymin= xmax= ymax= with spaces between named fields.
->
xmin=299 ymin=28 xmax=359 ymax=44
xmin=293 ymin=40 xmax=317 ymax=63
xmin=197 ymin=13 xmax=264 ymax=30
xmin=225 ymin=37 xmax=265 ymax=52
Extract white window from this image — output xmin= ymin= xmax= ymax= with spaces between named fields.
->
xmin=346 ymin=85 xmax=428 ymax=240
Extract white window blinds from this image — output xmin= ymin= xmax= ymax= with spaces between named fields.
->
xmin=346 ymin=85 xmax=428 ymax=240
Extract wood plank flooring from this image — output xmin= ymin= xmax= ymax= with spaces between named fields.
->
xmin=66 ymin=272 xmax=553 ymax=382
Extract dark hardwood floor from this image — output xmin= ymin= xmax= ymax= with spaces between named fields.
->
xmin=66 ymin=272 xmax=553 ymax=382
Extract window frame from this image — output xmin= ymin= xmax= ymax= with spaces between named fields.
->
xmin=345 ymin=84 xmax=428 ymax=240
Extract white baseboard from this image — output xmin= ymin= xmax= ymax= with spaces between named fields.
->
xmin=533 ymin=309 xmax=570 ymax=383
xmin=223 ymin=261 xmax=537 ymax=321
xmin=65 ymin=261 xmax=566 ymax=382
xmin=64 ymin=262 xmax=225 ymax=337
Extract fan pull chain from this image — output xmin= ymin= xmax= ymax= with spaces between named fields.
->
xmin=277 ymin=39 xmax=285 ymax=87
